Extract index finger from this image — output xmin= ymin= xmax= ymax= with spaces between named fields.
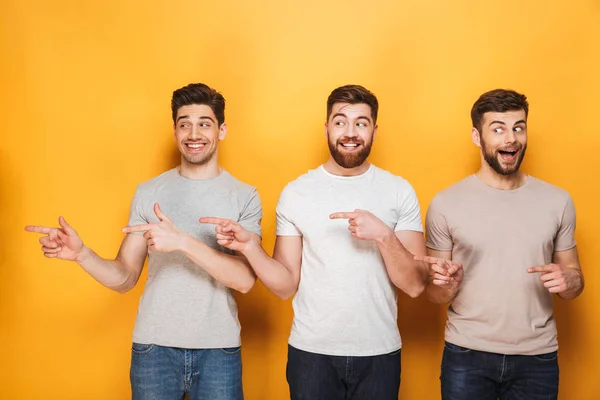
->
xmin=330 ymin=212 xmax=357 ymax=220
xmin=527 ymin=265 xmax=554 ymax=273
xmin=24 ymin=225 xmax=54 ymax=234
xmin=122 ymin=224 xmax=154 ymax=233
xmin=200 ymin=217 xmax=234 ymax=226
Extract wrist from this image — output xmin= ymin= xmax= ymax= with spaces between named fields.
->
xmin=76 ymin=246 xmax=92 ymax=264
xmin=241 ymin=238 xmax=260 ymax=255
xmin=375 ymin=229 xmax=395 ymax=245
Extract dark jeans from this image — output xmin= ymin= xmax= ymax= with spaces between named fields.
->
xmin=130 ymin=343 xmax=243 ymax=400
xmin=286 ymin=344 xmax=401 ymax=400
xmin=441 ymin=341 xmax=559 ymax=400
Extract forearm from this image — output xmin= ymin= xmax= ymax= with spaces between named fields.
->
xmin=558 ymin=268 xmax=584 ymax=300
xmin=180 ymin=236 xmax=256 ymax=293
xmin=76 ymin=247 xmax=139 ymax=293
xmin=242 ymin=241 xmax=298 ymax=300
xmin=376 ymin=233 xmax=428 ymax=298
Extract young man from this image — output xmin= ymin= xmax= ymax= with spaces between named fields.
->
xmin=421 ymin=89 xmax=584 ymax=400
xmin=202 ymin=85 xmax=428 ymax=399
xmin=25 ymin=83 xmax=262 ymax=400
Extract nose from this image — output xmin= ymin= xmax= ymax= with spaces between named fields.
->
xmin=504 ymin=129 xmax=516 ymax=144
xmin=345 ymin=124 xmax=359 ymax=139
xmin=189 ymin=125 xmax=201 ymax=140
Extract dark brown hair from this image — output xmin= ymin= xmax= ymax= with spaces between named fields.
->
xmin=471 ymin=89 xmax=528 ymax=132
xmin=327 ymin=85 xmax=379 ymax=123
xmin=171 ymin=83 xmax=225 ymax=126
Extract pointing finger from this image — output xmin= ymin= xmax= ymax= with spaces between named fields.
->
xmin=330 ymin=212 xmax=358 ymax=220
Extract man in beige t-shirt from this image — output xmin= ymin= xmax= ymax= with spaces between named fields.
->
xmin=421 ymin=89 xmax=584 ymax=400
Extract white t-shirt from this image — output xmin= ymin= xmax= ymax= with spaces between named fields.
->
xmin=276 ymin=164 xmax=423 ymax=356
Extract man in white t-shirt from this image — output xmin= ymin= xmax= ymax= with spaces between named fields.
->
xmin=202 ymin=85 xmax=428 ymax=399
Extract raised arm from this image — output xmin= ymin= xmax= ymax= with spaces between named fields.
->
xmin=25 ymin=216 xmax=148 ymax=293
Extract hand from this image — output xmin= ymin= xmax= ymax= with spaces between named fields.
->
xmin=122 ymin=203 xmax=184 ymax=252
xmin=329 ymin=209 xmax=393 ymax=243
xmin=415 ymin=255 xmax=463 ymax=289
xmin=199 ymin=217 xmax=255 ymax=253
xmin=527 ymin=264 xmax=581 ymax=294
xmin=25 ymin=217 xmax=85 ymax=261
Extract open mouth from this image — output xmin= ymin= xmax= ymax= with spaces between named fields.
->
xmin=498 ymin=149 xmax=518 ymax=161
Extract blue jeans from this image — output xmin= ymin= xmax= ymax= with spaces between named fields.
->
xmin=130 ymin=343 xmax=243 ymax=400
xmin=286 ymin=345 xmax=401 ymax=400
xmin=441 ymin=341 xmax=559 ymax=400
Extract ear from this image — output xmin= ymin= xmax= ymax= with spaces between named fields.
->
xmin=218 ymin=123 xmax=228 ymax=141
xmin=173 ymin=123 xmax=177 ymax=140
xmin=324 ymin=122 xmax=328 ymax=139
xmin=373 ymin=124 xmax=378 ymax=140
xmin=472 ymin=127 xmax=481 ymax=148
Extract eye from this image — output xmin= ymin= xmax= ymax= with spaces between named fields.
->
xmin=357 ymin=122 xmax=367 ymax=127
xmin=493 ymin=127 xmax=503 ymax=133
xmin=335 ymin=121 xmax=345 ymax=126
xmin=179 ymin=123 xmax=190 ymax=129
xmin=200 ymin=122 xmax=211 ymax=127
xmin=514 ymin=126 xmax=523 ymax=132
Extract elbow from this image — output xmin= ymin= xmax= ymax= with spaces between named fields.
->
xmin=235 ymin=276 xmax=257 ymax=294
xmin=393 ymin=279 xmax=425 ymax=299
xmin=406 ymin=283 xmax=426 ymax=299
xmin=112 ymin=282 xmax=134 ymax=294
xmin=275 ymin=287 xmax=297 ymax=300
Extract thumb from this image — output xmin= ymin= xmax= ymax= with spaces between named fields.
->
xmin=154 ymin=203 xmax=171 ymax=222
xmin=58 ymin=216 xmax=77 ymax=235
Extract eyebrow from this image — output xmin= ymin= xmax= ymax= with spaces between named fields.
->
xmin=331 ymin=113 xmax=372 ymax=122
xmin=489 ymin=119 xmax=527 ymax=126
xmin=176 ymin=115 xmax=216 ymax=123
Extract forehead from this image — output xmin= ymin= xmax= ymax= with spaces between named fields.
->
xmin=330 ymin=102 xmax=372 ymax=119
xmin=176 ymin=104 xmax=216 ymax=120
xmin=482 ymin=110 xmax=527 ymax=125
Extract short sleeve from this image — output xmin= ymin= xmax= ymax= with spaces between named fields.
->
xmin=275 ymin=186 xmax=302 ymax=236
xmin=394 ymin=182 xmax=424 ymax=233
xmin=425 ymin=196 xmax=453 ymax=251
xmin=127 ymin=186 xmax=148 ymax=236
xmin=238 ymin=188 xmax=263 ymax=238
xmin=554 ymin=195 xmax=577 ymax=252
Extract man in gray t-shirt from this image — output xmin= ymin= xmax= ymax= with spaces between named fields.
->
xmin=25 ymin=83 xmax=262 ymax=400
xmin=201 ymin=85 xmax=429 ymax=400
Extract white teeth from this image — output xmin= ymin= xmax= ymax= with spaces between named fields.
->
xmin=187 ymin=144 xmax=204 ymax=149
xmin=342 ymin=144 xmax=358 ymax=147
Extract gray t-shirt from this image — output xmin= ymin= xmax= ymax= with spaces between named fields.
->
xmin=128 ymin=168 xmax=262 ymax=349
xmin=276 ymin=165 xmax=423 ymax=356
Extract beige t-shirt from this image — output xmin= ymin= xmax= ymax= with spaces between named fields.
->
xmin=426 ymin=175 xmax=576 ymax=355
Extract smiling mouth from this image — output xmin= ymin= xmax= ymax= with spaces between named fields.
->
xmin=185 ymin=143 xmax=206 ymax=151
xmin=339 ymin=143 xmax=362 ymax=151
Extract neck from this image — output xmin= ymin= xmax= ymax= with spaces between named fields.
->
xmin=323 ymin=157 xmax=370 ymax=177
xmin=476 ymin=162 xmax=527 ymax=190
xmin=178 ymin=158 xmax=222 ymax=180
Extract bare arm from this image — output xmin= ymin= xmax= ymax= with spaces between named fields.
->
xmin=527 ymin=246 xmax=584 ymax=300
xmin=330 ymin=209 xmax=428 ymax=298
xmin=25 ymin=216 xmax=148 ymax=294
xmin=200 ymin=216 xmax=303 ymax=300
xmin=123 ymin=204 xmax=258 ymax=294
xmin=179 ymin=234 xmax=258 ymax=294
xmin=423 ymin=249 xmax=463 ymax=304
xmin=376 ymin=230 xmax=428 ymax=298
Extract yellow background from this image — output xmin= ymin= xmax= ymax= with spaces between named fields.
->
xmin=1 ymin=0 xmax=598 ymax=398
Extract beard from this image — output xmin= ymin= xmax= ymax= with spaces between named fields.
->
xmin=327 ymin=133 xmax=373 ymax=169
xmin=481 ymin=136 xmax=527 ymax=176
